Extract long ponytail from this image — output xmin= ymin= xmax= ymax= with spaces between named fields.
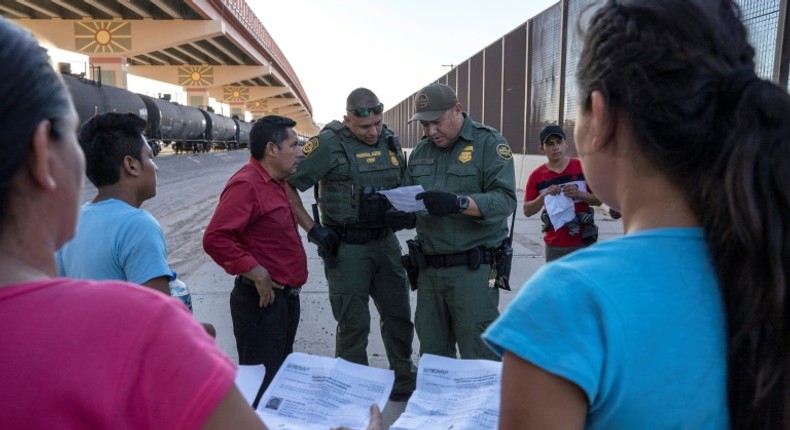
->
xmin=701 ymin=71 xmax=790 ymax=428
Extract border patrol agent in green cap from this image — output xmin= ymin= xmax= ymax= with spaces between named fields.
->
xmin=402 ymin=83 xmax=517 ymax=360
xmin=286 ymin=88 xmax=416 ymax=401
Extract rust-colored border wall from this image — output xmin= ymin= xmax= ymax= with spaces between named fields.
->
xmin=383 ymin=0 xmax=790 ymax=153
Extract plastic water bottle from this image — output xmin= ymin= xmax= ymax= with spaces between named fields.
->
xmin=169 ymin=271 xmax=193 ymax=313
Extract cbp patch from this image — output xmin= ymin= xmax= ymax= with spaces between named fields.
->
xmin=303 ymin=137 xmax=319 ymax=156
xmin=496 ymin=143 xmax=513 ymax=160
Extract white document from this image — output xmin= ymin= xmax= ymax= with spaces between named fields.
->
xmin=377 ymin=185 xmax=426 ymax=213
xmin=390 ymin=354 xmax=503 ymax=430
xmin=235 ymin=364 xmax=266 ymax=406
xmin=544 ymin=193 xmax=575 ymax=229
xmin=255 ymin=352 xmax=394 ymax=430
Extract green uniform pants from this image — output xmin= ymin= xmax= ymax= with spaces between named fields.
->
xmin=415 ymin=264 xmax=501 ymax=360
xmin=326 ymin=232 xmax=416 ymax=394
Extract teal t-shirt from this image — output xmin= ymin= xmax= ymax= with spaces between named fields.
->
xmin=57 ymin=199 xmax=171 ymax=286
xmin=483 ymin=228 xmax=729 ymax=429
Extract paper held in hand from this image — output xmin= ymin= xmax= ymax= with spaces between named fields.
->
xmin=390 ymin=353 xmax=503 ymax=430
xmin=545 ymin=194 xmax=575 ymax=229
xmin=245 ymin=352 xmax=393 ymax=430
xmin=377 ymin=185 xmax=426 ymax=213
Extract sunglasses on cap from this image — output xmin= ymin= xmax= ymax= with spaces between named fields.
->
xmin=347 ymin=103 xmax=384 ymax=118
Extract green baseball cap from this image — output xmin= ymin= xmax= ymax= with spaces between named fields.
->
xmin=408 ymin=83 xmax=458 ymax=123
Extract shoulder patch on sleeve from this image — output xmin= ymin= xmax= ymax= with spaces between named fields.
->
xmin=496 ymin=143 xmax=513 ymax=160
xmin=303 ymin=137 xmax=319 ymax=156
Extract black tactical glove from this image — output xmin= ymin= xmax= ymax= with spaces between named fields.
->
xmin=415 ymin=191 xmax=461 ymax=216
xmin=307 ymin=225 xmax=340 ymax=255
xmin=385 ymin=208 xmax=416 ymax=231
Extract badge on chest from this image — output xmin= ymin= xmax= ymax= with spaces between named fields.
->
xmin=458 ymin=145 xmax=473 ymax=164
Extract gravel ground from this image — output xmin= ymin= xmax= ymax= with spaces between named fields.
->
xmin=76 ymin=145 xmax=624 ymax=426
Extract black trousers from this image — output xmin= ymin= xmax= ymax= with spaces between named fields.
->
xmin=230 ymin=278 xmax=300 ymax=405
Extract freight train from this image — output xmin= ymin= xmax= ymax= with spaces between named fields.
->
xmin=62 ymin=74 xmax=253 ymax=156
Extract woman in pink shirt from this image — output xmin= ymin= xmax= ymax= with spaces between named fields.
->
xmin=0 ymin=17 xmax=265 ymax=430
xmin=0 ymin=17 xmax=381 ymax=430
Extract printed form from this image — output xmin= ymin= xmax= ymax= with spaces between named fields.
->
xmin=254 ymin=352 xmax=393 ymax=430
xmin=390 ymin=354 xmax=503 ymax=430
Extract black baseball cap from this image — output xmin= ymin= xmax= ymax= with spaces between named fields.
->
xmin=540 ymin=125 xmax=566 ymax=144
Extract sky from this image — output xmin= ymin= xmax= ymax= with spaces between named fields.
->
xmin=249 ymin=0 xmax=558 ymax=124
xmin=47 ymin=0 xmax=559 ymax=125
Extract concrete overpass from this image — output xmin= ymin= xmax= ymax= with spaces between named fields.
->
xmin=0 ymin=0 xmax=318 ymax=135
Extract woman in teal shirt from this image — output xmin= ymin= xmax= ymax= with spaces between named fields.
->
xmin=484 ymin=0 xmax=790 ymax=428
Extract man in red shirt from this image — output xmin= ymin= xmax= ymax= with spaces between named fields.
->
xmin=524 ymin=125 xmax=601 ymax=261
xmin=203 ymin=115 xmax=307 ymax=406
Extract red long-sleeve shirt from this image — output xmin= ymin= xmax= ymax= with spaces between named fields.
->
xmin=203 ymin=158 xmax=308 ymax=287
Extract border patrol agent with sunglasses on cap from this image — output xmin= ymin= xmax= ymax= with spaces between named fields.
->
xmin=400 ymin=83 xmax=517 ymax=361
xmin=286 ymin=88 xmax=416 ymax=402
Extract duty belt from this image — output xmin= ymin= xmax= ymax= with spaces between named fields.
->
xmin=424 ymin=247 xmax=495 ymax=269
xmin=235 ymin=275 xmax=301 ymax=297
xmin=327 ymin=224 xmax=389 ymax=245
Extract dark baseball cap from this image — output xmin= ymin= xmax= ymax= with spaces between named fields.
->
xmin=539 ymin=125 xmax=566 ymax=144
xmin=408 ymin=83 xmax=458 ymax=123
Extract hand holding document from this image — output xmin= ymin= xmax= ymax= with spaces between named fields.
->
xmin=544 ymin=193 xmax=575 ymax=229
xmin=254 ymin=352 xmax=394 ymax=430
xmin=390 ymin=354 xmax=503 ymax=430
xmin=377 ymin=185 xmax=426 ymax=213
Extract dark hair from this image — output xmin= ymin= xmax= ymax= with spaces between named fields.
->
xmin=249 ymin=115 xmax=296 ymax=160
xmin=79 ymin=112 xmax=147 ymax=187
xmin=346 ymin=87 xmax=380 ymax=111
xmin=578 ymin=0 xmax=790 ymax=427
xmin=0 ymin=18 xmax=73 ymax=222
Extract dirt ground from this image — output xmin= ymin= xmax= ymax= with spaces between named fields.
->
xmin=77 ymin=144 xmax=622 ymax=367
xmin=77 ymin=145 xmax=624 ymax=426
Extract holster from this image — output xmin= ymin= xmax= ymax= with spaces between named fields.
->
xmin=310 ymin=202 xmax=337 ymax=269
xmin=401 ymin=255 xmax=419 ymax=291
xmin=308 ymin=233 xmax=337 ymax=269
xmin=316 ymin=245 xmax=337 ymax=269
xmin=401 ymin=239 xmax=425 ymax=291
xmin=493 ymin=239 xmax=513 ymax=291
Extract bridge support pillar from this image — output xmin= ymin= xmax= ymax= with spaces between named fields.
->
xmin=185 ymin=87 xmax=210 ymax=109
xmin=89 ymin=57 xmax=128 ymax=89
xmin=229 ymin=102 xmax=246 ymax=119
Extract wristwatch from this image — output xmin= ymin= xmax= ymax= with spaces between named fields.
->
xmin=457 ymin=196 xmax=470 ymax=211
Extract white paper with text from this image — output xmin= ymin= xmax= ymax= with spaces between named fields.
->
xmin=256 ymin=352 xmax=393 ymax=430
xmin=390 ymin=354 xmax=502 ymax=430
